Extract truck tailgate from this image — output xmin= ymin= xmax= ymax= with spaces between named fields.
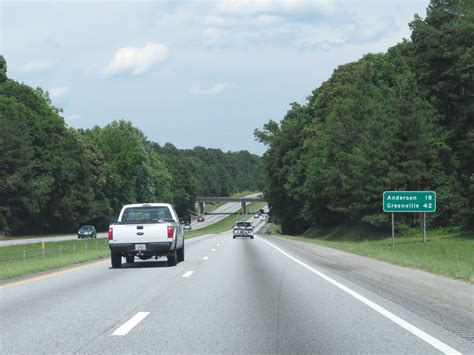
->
xmin=110 ymin=223 xmax=170 ymax=244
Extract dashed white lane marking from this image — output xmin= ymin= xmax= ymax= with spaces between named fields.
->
xmin=258 ymin=237 xmax=461 ymax=355
xmin=211 ymin=248 xmax=216 ymax=252
xmin=112 ymin=312 xmax=149 ymax=336
xmin=203 ymin=256 xmax=209 ymax=260
xmin=182 ymin=271 xmax=194 ymax=278
xmin=217 ymin=243 xmax=221 ymax=246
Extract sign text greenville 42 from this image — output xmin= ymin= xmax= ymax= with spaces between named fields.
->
xmin=383 ymin=191 xmax=436 ymax=213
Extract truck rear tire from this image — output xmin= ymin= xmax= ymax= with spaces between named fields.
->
xmin=126 ymin=255 xmax=134 ymax=264
xmin=111 ymin=253 xmax=122 ymax=268
xmin=177 ymin=243 xmax=185 ymax=262
xmin=167 ymin=249 xmax=177 ymax=266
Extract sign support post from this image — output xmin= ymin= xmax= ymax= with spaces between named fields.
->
xmin=423 ymin=212 xmax=426 ymax=244
xmin=391 ymin=213 xmax=395 ymax=247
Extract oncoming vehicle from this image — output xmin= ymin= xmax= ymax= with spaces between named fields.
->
xmin=108 ymin=203 xmax=184 ymax=268
xmin=197 ymin=216 xmax=205 ymax=222
xmin=183 ymin=223 xmax=191 ymax=231
xmin=233 ymin=221 xmax=254 ymax=239
xmin=78 ymin=225 xmax=97 ymax=239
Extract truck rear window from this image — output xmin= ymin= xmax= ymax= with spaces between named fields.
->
xmin=121 ymin=207 xmax=173 ymax=224
xmin=236 ymin=222 xmax=252 ymax=228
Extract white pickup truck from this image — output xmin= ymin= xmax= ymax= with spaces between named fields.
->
xmin=108 ymin=203 xmax=184 ymax=268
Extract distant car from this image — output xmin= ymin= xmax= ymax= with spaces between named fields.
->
xmin=78 ymin=225 xmax=97 ymax=239
xmin=253 ymin=214 xmax=259 ymax=218
xmin=233 ymin=221 xmax=254 ymax=239
xmin=183 ymin=223 xmax=192 ymax=230
xmin=197 ymin=216 xmax=205 ymax=222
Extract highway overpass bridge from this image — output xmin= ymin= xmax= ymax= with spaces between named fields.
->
xmin=196 ymin=196 xmax=265 ymax=215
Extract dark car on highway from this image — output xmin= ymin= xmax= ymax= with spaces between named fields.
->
xmin=197 ymin=216 xmax=205 ymax=222
xmin=78 ymin=225 xmax=97 ymax=239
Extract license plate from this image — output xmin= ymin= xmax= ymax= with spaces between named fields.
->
xmin=135 ymin=244 xmax=146 ymax=251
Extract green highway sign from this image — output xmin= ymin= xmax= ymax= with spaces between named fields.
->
xmin=383 ymin=191 xmax=436 ymax=213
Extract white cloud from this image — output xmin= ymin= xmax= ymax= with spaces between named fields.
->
xmin=202 ymin=28 xmax=225 ymax=46
xmin=190 ymin=82 xmax=238 ymax=95
xmin=49 ymin=87 xmax=68 ymax=99
xmin=158 ymin=1 xmax=390 ymax=50
xmin=213 ymin=0 xmax=333 ymax=16
xmin=104 ymin=42 xmax=168 ymax=76
xmin=21 ymin=60 xmax=51 ymax=72
xmin=294 ymin=23 xmax=353 ymax=48
xmin=254 ymin=14 xmax=282 ymax=26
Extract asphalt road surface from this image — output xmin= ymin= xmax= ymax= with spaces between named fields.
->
xmin=1 ymin=221 xmax=472 ymax=354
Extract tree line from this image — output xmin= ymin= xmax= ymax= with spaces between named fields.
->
xmin=255 ymin=0 xmax=473 ymax=234
xmin=0 ymin=58 xmax=260 ymax=235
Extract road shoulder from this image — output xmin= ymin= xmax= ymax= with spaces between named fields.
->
xmin=259 ymin=233 xmax=474 ymax=345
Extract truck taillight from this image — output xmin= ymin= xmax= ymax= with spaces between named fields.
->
xmin=108 ymin=228 xmax=113 ymax=240
xmin=167 ymin=226 xmax=173 ymax=239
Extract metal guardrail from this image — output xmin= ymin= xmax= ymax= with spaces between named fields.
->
xmin=0 ymin=239 xmax=109 ymax=263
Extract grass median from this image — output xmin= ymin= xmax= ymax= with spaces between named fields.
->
xmin=185 ymin=202 xmax=267 ymax=239
xmin=275 ymin=225 xmax=473 ymax=282
xmin=0 ymin=238 xmax=110 ymax=281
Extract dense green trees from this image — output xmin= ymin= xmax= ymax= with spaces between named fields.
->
xmin=409 ymin=0 xmax=474 ymax=227
xmin=0 ymin=58 xmax=260 ymax=235
xmin=0 ymin=76 xmax=106 ymax=233
xmin=153 ymin=143 xmax=261 ymax=206
xmin=256 ymin=0 xmax=473 ymax=233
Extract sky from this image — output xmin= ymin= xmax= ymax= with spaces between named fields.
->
xmin=0 ymin=0 xmax=429 ymax=155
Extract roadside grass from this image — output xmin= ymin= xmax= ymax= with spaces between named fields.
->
xmin=0 ymin=238 xmax=110 ymax=281
xmin=276 ymin=225 xmax=473 ymax=282
xmin=185 ymin=202 xmax=267 ymax=239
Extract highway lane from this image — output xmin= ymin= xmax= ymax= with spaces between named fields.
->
xmin=190 ymin=201 xmax=240 ymax=230
xmin=1 ymin=222 xmax=471 ymax=354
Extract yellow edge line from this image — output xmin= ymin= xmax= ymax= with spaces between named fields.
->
xmin=0 ymin=259 xmax=109 ymax=289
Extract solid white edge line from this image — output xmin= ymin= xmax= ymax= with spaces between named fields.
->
xmin=257 ymin=237 xmax=461 ymax=355
xmin=182 ymin=271 xmax=194 ymax=278
xmin=112 ymin=312 xmax=149 ymax=336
